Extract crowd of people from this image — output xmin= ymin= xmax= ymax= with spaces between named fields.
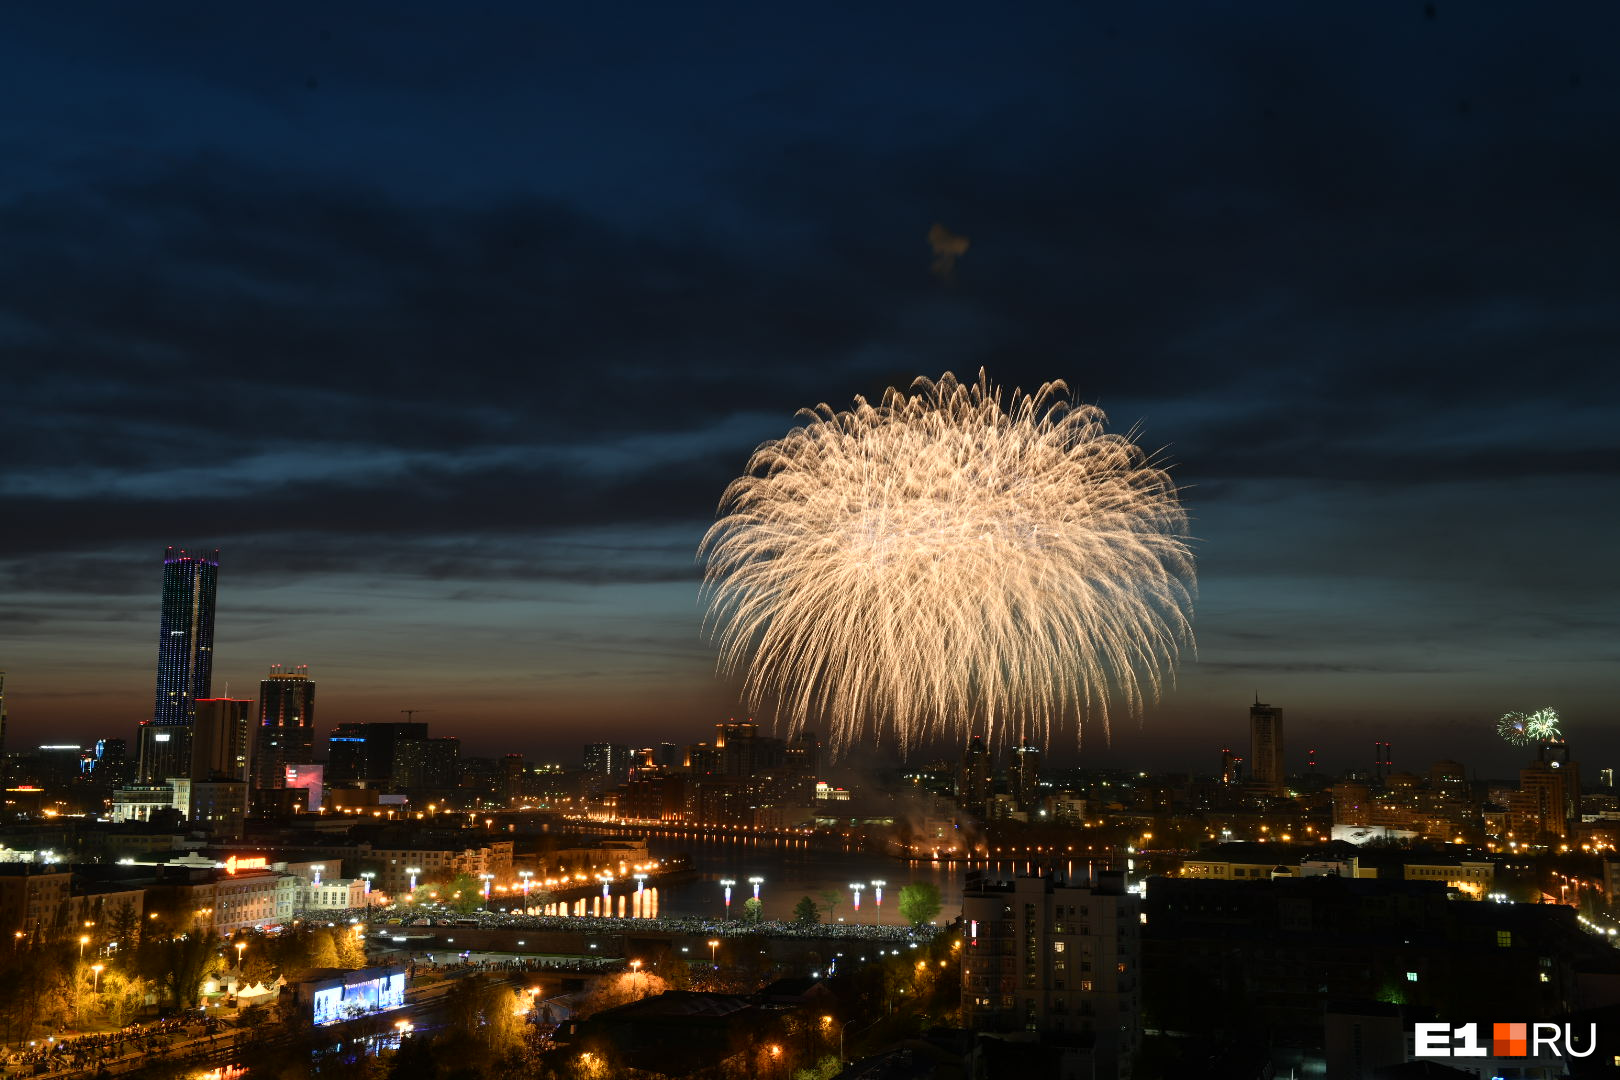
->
xmin=1 ymin=1013 xmax=227 ymax=1078
xmin=371 ymin=904 xmax=940 ymax=943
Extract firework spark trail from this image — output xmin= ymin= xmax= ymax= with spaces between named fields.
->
xmin=700 ymin=371 xmax=1196 ymax=755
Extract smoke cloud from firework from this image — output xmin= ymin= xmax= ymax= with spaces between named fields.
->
xmin=700 ymin=370 xmax=1196 ymax=756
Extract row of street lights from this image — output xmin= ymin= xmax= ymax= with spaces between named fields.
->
xmin=714 ymin=876 xmax=890 ymax=923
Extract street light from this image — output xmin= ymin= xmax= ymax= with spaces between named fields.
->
xmin=90 ymin=964 xmax=104 ymax=994
xmin=311 ymin=864 xmax=325 ymax=887
xmin=708 ymin=938 xmax=720 ymax=967
xmin=720 ymin=879 xmax=736 ymax=919
xmin=235 ymin=941 xmax=246 ymax=968
xmin=407 ymin=867 xmax=421 ymax=893
xmin=481 ymin=873 xmax=495 ymax=909
xmin=78 ymin=935 xmax=90 ymax=960
xmin=849 ymin=883 xmax=864 ymax=914
xmin=870 ymin=880 xmax=885 ymax=925
xmin=749 ymin=876 xmax=764 ymax=903
xmin=519 ymin=870 xmax=533 ymax=901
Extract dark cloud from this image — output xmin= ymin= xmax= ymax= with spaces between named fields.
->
xmin=0 ymin=3 xmax=1616 ymax=762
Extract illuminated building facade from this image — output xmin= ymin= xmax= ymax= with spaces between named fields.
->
xmin=139 ymin=547 xmax=219 ymax=782
xmin=961 ymin=869 xmax=1140 ymax=1079
xmin=253 ymin=664 xmax=316 ymax=790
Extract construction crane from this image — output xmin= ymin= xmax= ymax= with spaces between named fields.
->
xmin=400 ymin=709 xmax=433 ymax=722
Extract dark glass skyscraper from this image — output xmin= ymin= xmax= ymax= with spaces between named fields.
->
xmin=138 ymin=547 xmax=218 ymax=783
xmin=151 ymin=547 xmax=219 ymax=725
xmin=253 ymin=664 xmax=316 ymax=790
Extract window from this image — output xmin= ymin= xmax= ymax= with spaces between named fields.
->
xmin=1054 ymin=942 xmax=1065 ymax=953
xmin=1405 ymin=972 xmax=1418 ymax=983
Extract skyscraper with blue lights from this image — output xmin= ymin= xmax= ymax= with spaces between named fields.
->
xmin=137 ymin=547 xmax=219 ymax=782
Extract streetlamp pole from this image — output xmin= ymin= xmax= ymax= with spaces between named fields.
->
xmin=361 ymin=872 xmax=375 ymax=917
xmin=708 ymin=938 xmax=720 ymax=967
xmin=407 ymin=867 xmax=421 ymax=893
xmin=481 ymin=874 xmax=494 ymax=910
xmin=78 ymin=935 xmax=90 ymax=960
xmin=720 ymin=879 xmax=736 ymax=920
xmin=848 ymin=883 xmax=864 ymax=918
xmin=870 ymin=880 xmax=885 ymax=925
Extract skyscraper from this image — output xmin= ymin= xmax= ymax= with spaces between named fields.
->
xmin=139 ymin=548 xmax=218 ymax=782
xmin=1249 ymin=696 xmax=1285 ymax=793
xmin=253 ymin=664 xmax=316 ymax=790
xmin=192 ymin=698 xmax=253 ymax=781
xmin=1011 ymin=739 xmax=1043 ymax=811
xmin=0 ymin=670 xmax=8 ymax=760
xmin=957 ymin=735 xmax=993 ymax=815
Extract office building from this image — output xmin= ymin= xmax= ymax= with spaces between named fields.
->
xmin=1249 ymin=697 xmax=1284 ymax=793
xmin=1011 ymin=739 xmax=1043 ymax=811
xmin=957 ymin=735 xmax=993 ymax=815
xmin=391 ymin=735 xmax=460 ymax=790
xmin=961 ymin=869 xmax=1140 ymax=1079
xmin=583 ymin=742 xmax=632 ymax=782
xmin=139 ymin=547 xmax=219 ymax=782
xmin=1511 ymin=761 xmax=1569 ymax=841
xmin=192 ymin=698 xmax=253 ymax=781
xmin=254 ymin=664 xmax=316 ymax=790
xmin=326 ymin=722 xmax=427 ymax=786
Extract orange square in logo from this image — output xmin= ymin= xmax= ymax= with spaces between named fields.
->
xmin=1493 ymin=1023 xmax=1527 ymax=1057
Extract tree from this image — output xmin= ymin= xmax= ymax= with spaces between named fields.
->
xmin=335 ymin=926 xmax=369 ymax=969
xmin=793 ymin=896 xmax=821 ymax=925
xmin=743 ymin=897 xmax=763 ymax=923
xmin=307 ymin=929 xmax=342 ymax=970
xmin=818 ymin=889 xmax=842 ymax=921
xmin=445 ymin=872 xmax=485 ymax=915
xmin=897 ymin=883 xmax=942 ymax=927
xmin=443 ymin=974 xmax=527 ymax=1066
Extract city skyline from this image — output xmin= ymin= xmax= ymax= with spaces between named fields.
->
xmin=1 ymin=5 xmax=1616 ymax=771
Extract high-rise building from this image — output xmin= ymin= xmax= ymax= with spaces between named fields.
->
xmin=1011 ymin=740 xmax=1043 ymax=811
xmin=961 ymin=869 xmax=1140 ymax=1078
xmin=392 ymin=735 xmax=459 ymax=790
xmin=583 ymin=742 xmax=631 ymax=782
xmin=254 ymin=665 xmax=316 ymax=790
xmin=1249 ymin=697 xmax=1285 ymax=793
xmin=1510 ymin=762 xmax=1568 ymax=841
xmin=957 ymin=735 xmax=993 ymax=814
xmin=0 ymin=670 xmax=8 ymax=760
xmin=325 ymin=722 xmax=427 ymax=786
xmin=136 ymin=723 xmax=192 ymax=784
xmin=192 ymin=698 xmax=253 ymax=782
xmin=139 ymin=547 xmax=218 ymax=782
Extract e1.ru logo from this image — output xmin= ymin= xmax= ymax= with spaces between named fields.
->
xmin=1414 ymin=1022 xmax=1597 ymax=1058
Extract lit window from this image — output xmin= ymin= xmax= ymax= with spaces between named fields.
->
xmin=1405 ymin=972 xmax=1418 ymax=982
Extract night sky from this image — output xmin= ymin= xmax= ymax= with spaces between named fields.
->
xmin=2 ymin=4 xmax=1616 ymax=776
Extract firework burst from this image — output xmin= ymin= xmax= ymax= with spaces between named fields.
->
xmin=700 ymin=370 xmax=1196 ymax=754
xmin=1497 ymin=707 xmax=1562 ymax=746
